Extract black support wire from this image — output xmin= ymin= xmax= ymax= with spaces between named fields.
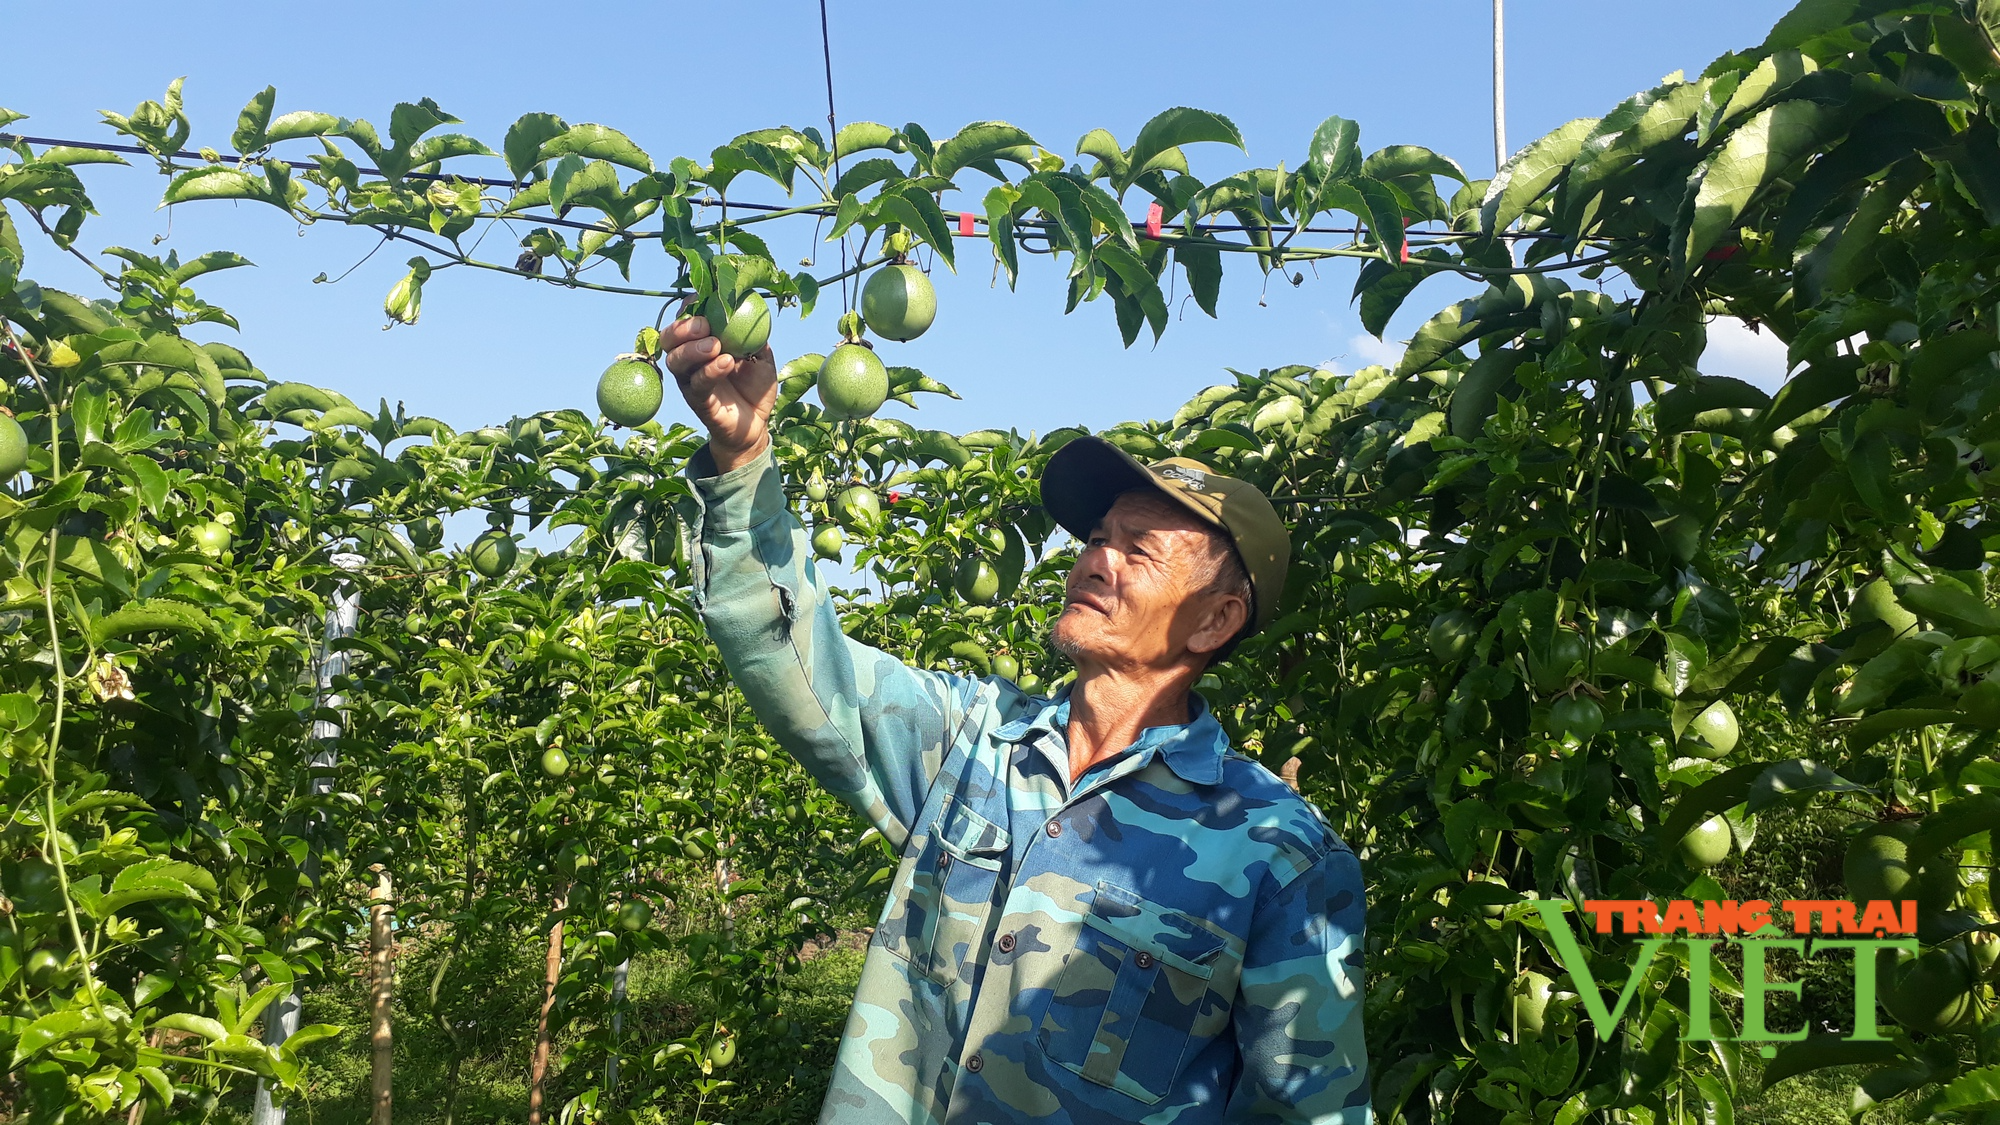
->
xmin=0 ymin=130 xmax=1570 ymax=247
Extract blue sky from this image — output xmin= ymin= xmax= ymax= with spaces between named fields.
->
xmin=9 ymin=1 xmax=1796 ymax=438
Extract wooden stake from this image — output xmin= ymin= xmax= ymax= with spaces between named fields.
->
xmin=528 ymin=894 xmax=566 ymax=1125
xmin=369 ymin=869 xmax=394 ymax=1125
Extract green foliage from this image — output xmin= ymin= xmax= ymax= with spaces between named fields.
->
xmin=3 ymin=1 xmax=2000 ymax=1122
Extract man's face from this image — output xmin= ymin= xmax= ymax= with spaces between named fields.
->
xmin=1051 ymin=489 xmax=1241 ymax=672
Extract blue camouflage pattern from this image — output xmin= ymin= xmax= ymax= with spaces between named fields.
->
xmin=680 ymin=446 xmax=1369 ymax=1124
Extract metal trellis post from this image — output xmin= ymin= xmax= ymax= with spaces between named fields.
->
xmin=252 ymin=551 xmax=365 ymax=1125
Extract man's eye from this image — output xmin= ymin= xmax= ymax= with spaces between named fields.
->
xmin=1088 ymin=536 xmax=1108 ymax=547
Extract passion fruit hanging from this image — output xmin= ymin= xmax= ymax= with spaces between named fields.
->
xmin=597 ymin=356 xmax=664 ymax=428
xmin=861 ymin=263 xmax=936 ymax=342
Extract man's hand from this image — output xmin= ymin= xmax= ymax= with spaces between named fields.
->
xmin=664 ymin=310 xmax=777 ymax=473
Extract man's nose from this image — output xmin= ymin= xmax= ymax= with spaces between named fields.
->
xmin=1072 ymin=543 xmax=1113 ymax=587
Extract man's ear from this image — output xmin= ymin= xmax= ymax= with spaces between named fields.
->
xmin=1186 ymin=590 xmax=1249 ymax=657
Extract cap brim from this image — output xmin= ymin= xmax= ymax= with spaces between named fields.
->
xmin=1041 ymin=436 xmax=1222 ymax=542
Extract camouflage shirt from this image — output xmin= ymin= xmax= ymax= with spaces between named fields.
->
xmin=684 ymin=447 xmax=1370 ymax=1125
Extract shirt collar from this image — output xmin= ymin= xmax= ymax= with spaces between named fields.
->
xmin=996 ymin=683 xmax=1228 ymax=786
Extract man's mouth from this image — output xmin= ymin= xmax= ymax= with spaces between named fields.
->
xmin=1064 ymin=594 xmax=1109 ymax=616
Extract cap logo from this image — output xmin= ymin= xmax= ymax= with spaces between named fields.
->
xmin=1158 ymin=465 xmax=1207 ymax=491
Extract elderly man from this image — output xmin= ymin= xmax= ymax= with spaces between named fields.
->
xmin=666 ymin=315 xmax=1368 ymax=1125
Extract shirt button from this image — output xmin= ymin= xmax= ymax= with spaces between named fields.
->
xmin=996 ymin=932 xmax=1016 ymax=954
xmin=1046 ymin=820 xmax=1062 ymax=839
xmin=1135 ymin=951 xmax=1155 ymax=970
xmin=966 ymin=1053 xmax=984 ymax=1073
xmin=937 ymin=852 xmax=951 ymax=871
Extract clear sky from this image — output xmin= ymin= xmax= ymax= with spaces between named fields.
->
xmin=8 ymin=1 xmax=1796 ymax=438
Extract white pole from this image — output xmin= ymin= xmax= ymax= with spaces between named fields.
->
xmin=253 ymin=551 xmax=366 ymax=1125
xmin=1493 ymin=0 xmax=1508 ymax=171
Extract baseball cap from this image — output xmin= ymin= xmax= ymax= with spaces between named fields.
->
xmin=1040 ymin=436 xmax=1291 ymax=636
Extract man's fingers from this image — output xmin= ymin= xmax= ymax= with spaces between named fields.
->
xmin=664 ymin=335 xmax=719 ymax=379
xmin=684 ymin=351 xmax=740 ymax=399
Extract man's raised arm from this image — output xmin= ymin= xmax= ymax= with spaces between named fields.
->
xmin=665 ymin=314 xmax=972 ymax=850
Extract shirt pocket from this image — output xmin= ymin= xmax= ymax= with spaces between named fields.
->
xmin=881 ymin=797 xmax=1011 ymax=987
xmin=1037 ymin=881 xmax=1228 ymax=1105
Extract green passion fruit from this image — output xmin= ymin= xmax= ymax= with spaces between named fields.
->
xmin=1685 ymin=701 xmax=1740 ymax=758
xmin=406 ymin=517 xmax=444 ymax=551
xmin=192 ymin=521 xmax=232 ymax=559
xmin=812 ymin=525 xmax=845 ymax=561
xmin=1427 ymin=610 xmax=1479 ymax=663
xmin=818 ymin=343 xmax=889 ymax=420
xmin=707 ymin=292 xmax=773 ymax=359
xmin=617 ymin=899 xmax=653 ymax=932
xmin=1845 ymin=822 xmax=1919 ymax=902
xmin=1881 ymin=946 xmax=1980 ymax=1033
xmin=861 ymin=263 xmax=937 ymax=342
xmin=540 ymin=746 xmax=570 ymax=778
xmin=597 ymin=357 xmax=664 ymax=428
xmin=1679 ymin=815 xmax=1733 ymax=868
xmin=707 ymin=1034 xmax=738 ymax=1069
xmin=1510 ymin=970 xmax=1555 ymax=1036
xmin=992 ymin=653 xmax=1021 ymax=682
xmin=1549 ymin=695 xmax=1604 ymax=743
xmin=469 ymin=530 xmax=517 ymax=578
xmin=836 ymin=486 xmax=882 ymax=533
xmin=1529 ymin=630 xmax=1587 ymax=693
xmin=0 ymin=413 xmax=27 ymax=478
xmin=955 ymin=557 xmax=1001 ymax=606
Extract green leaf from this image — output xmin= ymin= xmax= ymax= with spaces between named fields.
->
xmin=1762 ymin=1034 xmax=1905 ymax=1088
xmin=387 ymin=98 xmax=457 ymax=154
xmin=1094 ymin=243 xmax=1168 ymax=342
xmin=1124 ymin=107 xmax=1245 ymax=190
xmin=279 ymin=1023 xmax=343 ymax=1056
xmin=1837 ymin=637 xmax=1932 ymax=715
xmin=408 ymin=134 xmax=495 ymax=167
xmin=169 ymin=250 xmax=254 ymax=286
xmin=881 ymin=184 xmax=955 ymax=270
xmin=11 ymin=1010 xmax=87 ymax=1064
xmin=1354 ymin=249 xmax=1453 ymax=337
xmin=1395 ymin=299 xmax=1477 ymax=378
xmin=1896 ymin=582 xmax=2000 ymax=637
xmin=1326 ymin=177 xmax=1407 ymax=262
xmin=93 ymin=598 xmax=221 ymax=644
xmin=501 ymin=113 xmax=567 ymax=181
xmin=1711 ymin=50 xmax=1817 ymax=137
xmin=1744 ymin=760 xmax=1864 ymax=813
xmin=1481 ymin=117 xmax=1597 ymax=234
xmin=931 ymin=122 xmax=1037 ymax=183
xmin=152 ymin=1012 xmax=228 ymax=1042
xmin=1304 ymin=115 xmax=1361 ymax=183
xmin=834 ymin=122 xmax=899 ymax=160
xmin=264 ymin=111 xmax=348 ymax=145
xmin=1174 ymin=242 xmax=1221 ymax=318
xmin=32 ymin=147 xmax=129 ymax=168
xmin=540 ymin=124 xmax=652 ymax=174
xmin=161 ymin=166 xmax=278 ymax=206
xmin=126 ymin=454 xmax=170 ymax=514
xmin=232 ymin=86 xmax=276 ymax=154
xmin=1680 ymin=99 xmax=1835 ymax=268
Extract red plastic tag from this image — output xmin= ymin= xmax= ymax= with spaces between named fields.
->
xmin=1146 ymin=202 xmax=1163 ymax=239
xmin=959 ymin=211 xmax=976 ymax=237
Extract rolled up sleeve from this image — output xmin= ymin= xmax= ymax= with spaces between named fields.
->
xmin=678 ymin=445 xmax=973 ymax=850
